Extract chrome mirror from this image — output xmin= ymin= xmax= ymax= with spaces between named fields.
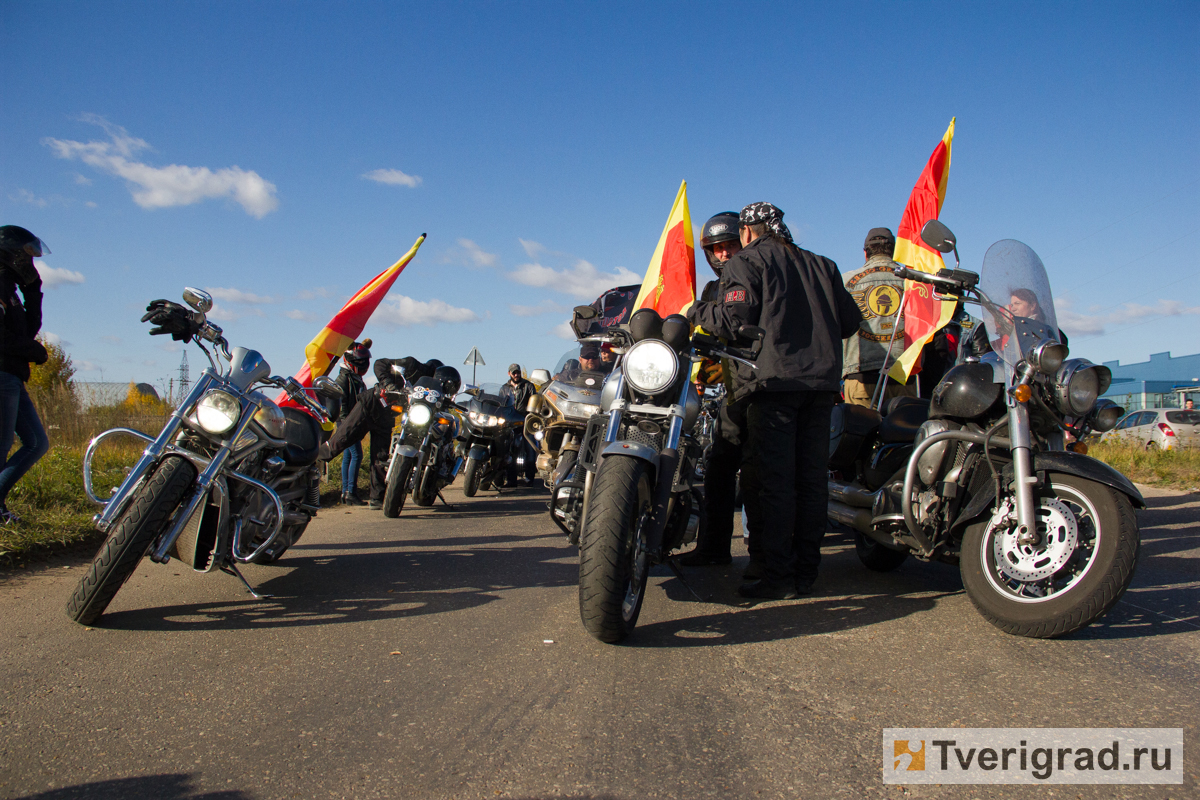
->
xmin=312 ymin=376 xmax=343 ymax=398
xmin=182 ymin=287 xmax=214 ymax=314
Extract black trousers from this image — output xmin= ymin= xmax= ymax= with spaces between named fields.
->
xmin=696 ymin=395 xmax=760 ymax=561
xmin=743 ymin=390 xmax=836 ymax=585
xmin=324 ymin=388 xmax=396 ymax=502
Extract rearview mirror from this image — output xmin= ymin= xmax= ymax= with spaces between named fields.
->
xmin=182 ymin=287 xmax=213 ymax=314
xmin=530 ymin=368 xmax=551 ymax=386
xmin=312 ymin=376 xmax=343 ymax=398
xmin=919 ymin=220 xmax=957 ymax=254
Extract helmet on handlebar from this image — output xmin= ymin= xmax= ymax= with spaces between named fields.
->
xmin=433 ymin=365 xmax=461 ymax=396
xmin=700 ymin=212 xmax=741 ymax=275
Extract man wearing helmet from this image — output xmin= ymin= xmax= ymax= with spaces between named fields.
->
xmin=680 ymin=212 xmax=762 ymax=571
xmin=0 ymin=226 xmax=51 ymax=524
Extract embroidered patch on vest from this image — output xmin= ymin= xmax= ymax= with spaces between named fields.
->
xmin=724 ymin=289 xmax=746 ymax=303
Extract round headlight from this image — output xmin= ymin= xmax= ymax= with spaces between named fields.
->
xmin=408 ymin=403 xmax=433 ymax=426
xmin=1089 ymin=400 xmax=1123 ymax=432
xmin=1029 ymin=338 xmax=1068 ymax=376
xmin=624 ymin=339 xmax=679 ymax=395
xmin=195 ymin=389 xmax=240 ymax=434
xmin=1055 ymin=362 xmax=1100 ymax=416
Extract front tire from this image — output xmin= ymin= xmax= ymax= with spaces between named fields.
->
xmin=66 ymin=456 xmax=197 ymax=625
xmin=960 ymin=473 xmax=1139 ymax=638
xmin=382 ymin=455 xmax=415 ymax=518
xmin=578 ymin=455 xmax=653 ymax=643
xmin=463 ymin=457 xmax=482 ymax=498
xmin=853 ymin=532 xmax=910 ymax=572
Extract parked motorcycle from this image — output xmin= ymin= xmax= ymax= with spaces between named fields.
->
xmin=381 ymin=372 xmax=465 ymax=517
xmin=68 ymin=289 xmax=342 ymax=625
xmin=457 ymin=387 xmax=524 ymax=496
xmin=827 ymin=219 xmax=1139 ymax=638
xmin=523 ymin=348 xmax=605 ymax=540
xmin=569 ymin=306 xmax=762 ymax=642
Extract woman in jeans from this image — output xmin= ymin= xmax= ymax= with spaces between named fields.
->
xmin=334 ymin=340 xmax=371 ymax=504
xmin=0 ymin=226 xmax=51 ymax=524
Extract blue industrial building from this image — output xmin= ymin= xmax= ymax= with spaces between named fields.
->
xmin=1101 ymin=351 xmax=1200 ymax=411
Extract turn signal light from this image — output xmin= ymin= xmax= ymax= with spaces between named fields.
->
xmin=1013 ymin=384 xmax=1032 ymax=403
xmin=1070 ymin=441 xmax=1089 ymax=455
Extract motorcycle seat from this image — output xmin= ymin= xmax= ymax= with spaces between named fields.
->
xmin=281 ymin=407 xmax=322 ymax=466
xmin=878 ymin=398 xmax=931 ymax=444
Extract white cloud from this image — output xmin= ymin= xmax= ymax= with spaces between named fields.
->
xmin=36 ymin=262 xmax=86 ymax=288
xmin=507 ymin=259 xmax=640 ymax=300
xmin=363 ymin=168 xmax=422 ymax=188
xmin=1055 ymin=297 xmax=1200 ymax=338
xmin=457 ymin=238 xmax=498 ymax=268
xmin=77 ymin=360 xmax=101 ymax=372
xmin=286 ymin=309 xmax=318 ymax=322
xmin=207 ymin=304 xmax=265 ymax=322
xmin=11 ymin=188 xmax=49 ymax=208
xmin=43 ymin=115 xmax=279 ymax=218
xmin=296 ymin=287 xmax=335 ymax=300
xmin=40 ymin=332 xmax=68 ymax=348
xmin=74 ymin=173 xmax=92 ymax=186
xmin=205 ymin=286 xmax=275 ymax=304
xmin=100 ymin=335 xmax=122 ymax=344
xmin=509 ymin=299 xmax=567 ymax=317
xmin=550 ymin=321 xmax=576 ymax=340
xmin=519 ymin=238 xmax=547 ymax=258
xmin=373 ymin=295 xmax=480 ymax=327
xmin=85 ymin=201 xmax=98 ymax=208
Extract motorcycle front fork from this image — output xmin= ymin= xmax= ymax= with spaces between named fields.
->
xmin=1008 ymin=401 xmax=1040 ymax=545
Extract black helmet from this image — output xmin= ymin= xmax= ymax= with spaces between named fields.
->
xmin=700 ymin=212 xmax=740 ymax=273
xmin=425 ymin=358 xmax=443 ymax=372
xmin=433 ymin=365 xmax=461 ymax=396
xmin=343 ymin=339 xmax=371 ymax=370
xmin=0 ymin=226 xmax=49 ymax=258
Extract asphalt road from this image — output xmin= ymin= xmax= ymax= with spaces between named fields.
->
xmin=1 ymin=483 xmax=1197 ymax=800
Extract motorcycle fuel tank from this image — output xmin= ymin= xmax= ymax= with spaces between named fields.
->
xmin=929 ymin=361 xmax=1003 ymax=420
xmin=250 ymin=391 xmax=288 ymax=439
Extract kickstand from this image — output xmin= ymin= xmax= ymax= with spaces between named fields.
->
xmin=437 ymin=491 xmax=452 ymax=508
xmin=667 ymin=559 xmax=705 ymax=603
xmin=221 ymin=563 xmax=273 ymax=599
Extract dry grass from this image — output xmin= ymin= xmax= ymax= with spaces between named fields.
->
xmin=1088 ymin=441 xmax=1200 ymax=491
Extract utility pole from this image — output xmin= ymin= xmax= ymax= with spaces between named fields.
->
xmin=177 ymin=351 xmax=190 ymax=404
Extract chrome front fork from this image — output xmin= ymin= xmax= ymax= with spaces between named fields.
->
xmin=1008 ymin=401 xmax=1039 ymax=543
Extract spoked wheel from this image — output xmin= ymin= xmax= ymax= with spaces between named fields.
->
xmin=382 ymin=455 xmax=415 ymax=518
xmin=578 ymin=455 xmax=653 ymax=643
xmin=961 ymin=473 xmax=1139 ymax=638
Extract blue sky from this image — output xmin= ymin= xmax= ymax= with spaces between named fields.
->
xmin=4 ymin=1 xmax=1198 ymax=393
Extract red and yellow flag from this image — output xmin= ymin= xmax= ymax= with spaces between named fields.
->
xmin=888 ymin=119 xmax=957 ymax=383
xmin=633 ymin=180 xmax=696 ymax=317
xmin=280 ymin=233 xmax=425 ymax=403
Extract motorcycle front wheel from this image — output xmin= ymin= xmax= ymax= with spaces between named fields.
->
xmin=66 ymin=455 xmax=197 ymax=625
xmin=382 ymin=455 xmax=415 ymax=518
xmin=462 ymin=457 xmax=482 ymax=498
xmin=412 ymin=461 xmax=438 ymax=507
xmin=960 ymin=473 xmax=1139 ymax=638
xmin=578 ymin=454 xmax=652 ymax=644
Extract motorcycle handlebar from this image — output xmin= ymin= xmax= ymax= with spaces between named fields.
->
xmin=892 ymin=265 xmax=979 ymax=293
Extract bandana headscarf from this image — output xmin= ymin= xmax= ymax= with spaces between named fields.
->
xmin=739 ymin=202 xmax=793 ymax=244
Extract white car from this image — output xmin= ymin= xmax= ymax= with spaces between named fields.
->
xmin=1101 ymin=408 xmax=1200 ymax=450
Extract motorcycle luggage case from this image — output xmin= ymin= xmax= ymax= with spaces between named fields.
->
xmin=828 ymin=403 xmax=881 ymax=471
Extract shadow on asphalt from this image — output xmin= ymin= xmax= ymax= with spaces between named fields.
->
xmin=14 ymin=773 xmax=248 ymax=800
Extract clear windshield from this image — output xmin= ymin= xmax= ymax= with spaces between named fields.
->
xmin=978 ymin=239 xmax=1059 ymax=368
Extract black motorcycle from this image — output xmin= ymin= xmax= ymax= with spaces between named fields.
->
xmin=572 ymin=306 xmax=761 ymax=643
xmin=827 ymin=219 xmax=1139 ymax=638
xmin=381 ymin=374 xmax=465 ymax=517
xmin=457 ymin=388 xmax=524 ymax=496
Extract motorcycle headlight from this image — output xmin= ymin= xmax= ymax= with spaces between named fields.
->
xmin=195 ymin=389 xmax=241 ymax=434
xmin=1088 ymin=399 xmax=1124 ymax=432
xmin=558 ymin=400 xmax=601 ymax=419
xmin=1054 ymin=360 xmax=1112 ymax=416
xmin=1028 ymin=338 xmax=1069 ymax=376
xmin=623 ymin=339 xmax=679 ymax=395
xmin=408 ymin=403 xmax=433 ymax=427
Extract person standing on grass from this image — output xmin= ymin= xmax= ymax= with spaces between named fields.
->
xmin=0 ymin=226 xmax=52 ymax=524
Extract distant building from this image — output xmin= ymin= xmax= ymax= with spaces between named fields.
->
xmin=1101 ymin=351 xmax=1200 ymax=411
xmin=76 ymin=382 xmax=160 ymax=410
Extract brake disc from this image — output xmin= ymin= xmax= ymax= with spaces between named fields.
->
xmin=989 ymin=497 xmax=1079 ymax=583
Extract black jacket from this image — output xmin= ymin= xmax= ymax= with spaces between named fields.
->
xmin=499 ymin=377 xmax=535 ymax=412
xmin=334 ymin=366 xmax=367 ymax=421
xmin=373 ymin=357 xmax=435 ymax=393
xmin=688 ymin=236 xmax=861 ymax=398
xmin=0 ymin=272 xmax=46 ymax=382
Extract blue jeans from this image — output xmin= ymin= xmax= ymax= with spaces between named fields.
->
xmin=0 ymin=372 xmax=50 ymax=505
xmin=340 ymin=440 xmax=363 ymax=495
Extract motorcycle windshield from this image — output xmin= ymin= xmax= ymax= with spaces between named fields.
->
xmin=978 ymin=239 xmax=1059 ymax=369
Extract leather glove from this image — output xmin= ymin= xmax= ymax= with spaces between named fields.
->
xmin=699 ymin=358 xmax=723 ymax=385
xmin=141 ymin=300 xmax=198 ymax=342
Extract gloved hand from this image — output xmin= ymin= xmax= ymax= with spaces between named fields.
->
xmin=699 ymin=358 xmax=723 ymax=385
xmin=141 ymin=300 xmax=198 ymax=342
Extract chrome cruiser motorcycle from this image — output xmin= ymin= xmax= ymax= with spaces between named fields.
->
xmin=571 ymin=306 xmax=761 ymax=643
xmin=827 ymin=220 xmax=1139 ymax=638
xmin=68 ymin=289 xmax=342 ymax=626
xmin=381 ymin=372 xmax=464 ymax=517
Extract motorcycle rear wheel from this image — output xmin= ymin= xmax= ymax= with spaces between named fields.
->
xmin=463 ymin=457 xmax=482 ymax=497
xmin=66 ymin=455 xmax=197 ymax=625
xmin=578 ymin=455 xmax=652 ymax=643
xmin=960 ymin=473 xmax=1139 ymax=638
xmin=383 ymin=455 xmax=415 ymax=518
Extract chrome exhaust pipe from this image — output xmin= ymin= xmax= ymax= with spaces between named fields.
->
xmin=829 ymin=479 xmax=877 ymax=509
xmin=828 ymin=500 xmax=873 ymax=534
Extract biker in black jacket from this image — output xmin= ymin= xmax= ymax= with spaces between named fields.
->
xmin=332 ymin=341 xmax=370 ymax=503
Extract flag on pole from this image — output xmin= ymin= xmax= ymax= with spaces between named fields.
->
xmin=887 ymin=119 xmax=957 ymax=383
xmin=633 ymin=180 xmax=696 ymax=317
xmin=279 ymin=233 xmax=426 ymax=404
